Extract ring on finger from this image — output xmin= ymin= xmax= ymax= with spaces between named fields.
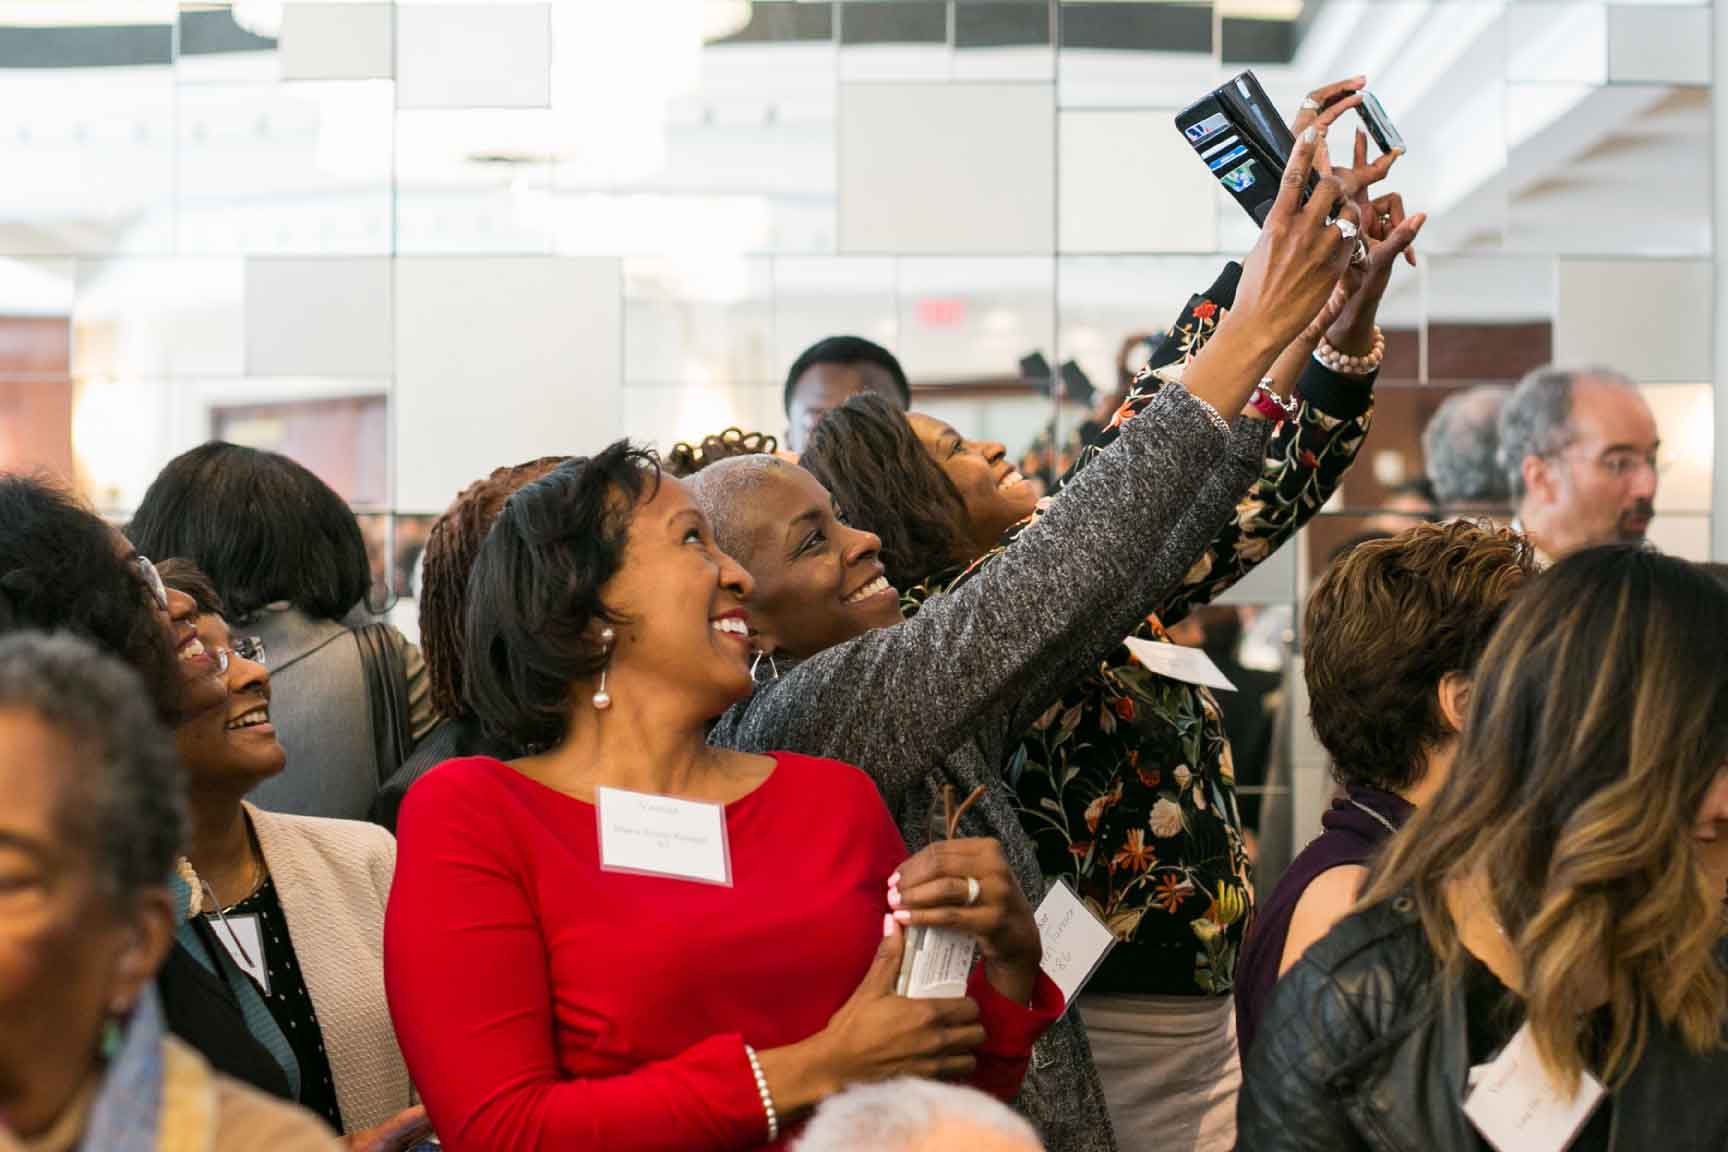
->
xmin=1350 ymin=239 xmax=1368 ymax=266
xmin=964 ymin=876 xmax=981 ymax=906
xmin=1378 ymin=213 xmax=1392 ymax=228
xmin=1334 ymin=217 xmax=1359 ymax=242
xmin=1300 ymin=97 xmax=1321 ymax=112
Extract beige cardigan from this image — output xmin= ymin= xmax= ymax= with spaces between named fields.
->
xmin=2 ymin=1036 xmax=339 ymax=1152
xmin=246 ymin=803 xmax=414 ymax=1133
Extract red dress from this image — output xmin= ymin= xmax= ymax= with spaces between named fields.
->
xmin=384 ymin=752 xmax=1061 ymax=1151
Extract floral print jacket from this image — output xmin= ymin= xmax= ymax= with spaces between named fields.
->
xmin=905 ymin=265 xmax=1376 ymax=997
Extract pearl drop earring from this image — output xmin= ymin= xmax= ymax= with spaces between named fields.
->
xmin=592 ymin=627 xmax=616 ymax=710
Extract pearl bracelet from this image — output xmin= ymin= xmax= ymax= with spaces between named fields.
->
xmin=1314 ymin=326 xmax=1385 ymax=377
xmin=744 ymin=1044 xmax=779 ymax=1143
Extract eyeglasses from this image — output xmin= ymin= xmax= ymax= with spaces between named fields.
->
xmin=210 ymin=636 xmax=267 ymax=674
xmin=131 ymin=555 xmax=168 ymax=613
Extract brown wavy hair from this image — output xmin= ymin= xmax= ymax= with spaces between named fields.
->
xmin=1362 ymin=546 xmax=1728 ymax=1091
xmin=419 ymin=456 xmax=570 ymax=720
xmin=1305 ymin=520 xmax=1537 ymax=792
xmin=664 ymin=428 xmax=778 ymax=478
xmin=800 ymin=393 xmax=970 ymax=592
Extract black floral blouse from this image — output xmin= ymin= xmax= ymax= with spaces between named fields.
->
xmin=905 ymin=270 xmax=1375 ymax=998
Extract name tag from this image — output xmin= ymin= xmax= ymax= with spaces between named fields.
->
xmin=1464 ymin=1023 xmax=1605 ymax=1152
xmin=209 ymin=913 xmax=269 ymax=995
xmin=596 ymin=787 xmax=732 ymax=886
xmin=1034 ymin=879 xmax=1116 ymax=1010
xmin=896 ymin=925 xmax=975 ymax=1000
xmin=1122 ymin=637 xmax=1237 ymax=692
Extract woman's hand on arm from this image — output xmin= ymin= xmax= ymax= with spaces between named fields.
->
xmin=887 ymin=839 xmax=1042 ymax=1006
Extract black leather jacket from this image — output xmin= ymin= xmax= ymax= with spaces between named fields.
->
xmin=1238 ymin=894 xmax=1728 ymax=1151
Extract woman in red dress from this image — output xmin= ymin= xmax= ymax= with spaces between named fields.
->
xmin=384 ymin=445 xmax=1061 ymax=1152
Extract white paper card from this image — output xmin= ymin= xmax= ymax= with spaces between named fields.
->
xmin=1035 ymin=879 xmax=1117 ymax=1008
xmin=596 ymin=787 xmax=732 ymax=886
xmin=897 ymin=925 xmax=975 ymax=999
xmin=1464 ymin=1023 xmax=1605 ymax=1152
xmin=1122 ymin=637 xmax=1237 ymax=692
xmin=210 ymin=913 xmax=269 ymax=995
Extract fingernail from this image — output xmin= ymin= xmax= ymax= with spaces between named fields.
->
xmin=893 ymin=909 xmax=913 ymax=924
xmin=887 ymin=871 xmax=900 ymax=888
xmin=888 ymin=887 xmax=902 ymax=908
xmin=1301 ymin=126 xmax=1317 ymax=144
xmin=883 ymin=913 xmax=894 ymax=937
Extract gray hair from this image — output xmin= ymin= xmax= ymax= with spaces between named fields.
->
xmin=0 ymin=632 xmax=184 ymax=899
xmin=687 ymin=453 xmax=795 ymax=563
xmin=796 ymin=1080 xmax=1042 ymax=1152
xmin=1422 ymin=385 xmax=1511 ymax=506
xmin=1495 ymin=366 xmax=1636 ymax=503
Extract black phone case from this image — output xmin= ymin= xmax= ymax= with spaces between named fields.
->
xmin=1175 ymin=70 xmax=1315 ymax=226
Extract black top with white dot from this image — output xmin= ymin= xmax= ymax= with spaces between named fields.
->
xmin=227 ymin=875 xmax=345 ymax=1133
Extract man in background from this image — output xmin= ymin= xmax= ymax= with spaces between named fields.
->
xmin=1496 ymin=366 xmax=1660 ymax=564
xmin=783 ymin=335 xmax=911 ymax=453
xmin=1422 ymin=384 xmax=1510 ymax=514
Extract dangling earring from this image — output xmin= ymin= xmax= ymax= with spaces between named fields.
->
xmin=593 ymin=627 xmax=616 ymax=710
xmin=100 ymin=998 xmax=130 ymax=1061
xmin=750 ymin=649 xmax=780 ymax=685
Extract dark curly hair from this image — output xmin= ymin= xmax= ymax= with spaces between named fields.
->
xmin=0 ymin=474 xmax=180 ymax=722
xmin=463 ymin=443 xmax=660 ymax=750
xmin=126 ymin=441 xmax=372 ymax=623
xmin=420 ymin=456 xmax=570 ymax=720
xmin=800 ymin=393 xmax=969 ymax=592
xmin=1305 ymin=520 xmax=1538 ymax=792
xmin=664 ymin=428 xmax=778 ymax=478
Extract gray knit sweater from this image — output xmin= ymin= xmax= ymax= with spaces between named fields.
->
xmin=708 ymin=384 xmax=1273 ymax=1151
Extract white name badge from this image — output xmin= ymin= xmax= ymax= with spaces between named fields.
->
xmin=596 ymin=787 xmax=732 ymax=886
xmin=1122 ymin=637 xmax=1237 ymax=692
xmin=1464 ymin=1023 xmax=1606 ymax=1152
xmin=1034 ymin=879 xmax=1117 ymax=1010
xmin=210 ymin=913 xmax=269 ymax=995
xmin=896 ymin=925 xmax=975 ymax=1000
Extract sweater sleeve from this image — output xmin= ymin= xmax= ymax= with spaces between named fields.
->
xmin=711 ymin=383 xmax=1234 ymax=816
xmin=384 ymin=773 xmax=766 ymax=1152
xmin=1152 ymin=359 xmax=1377 ymax=631
xmin=965 ymin=966 xmax=1065 ymax=1103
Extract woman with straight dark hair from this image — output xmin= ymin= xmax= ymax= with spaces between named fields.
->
xmin=385 ymin=446 xmax=1062 ymax=1151
xmin=1239 ymin=547 xmax=1728 ymax=1151
xmin=128 ymin=442 xmax=436 ymax=820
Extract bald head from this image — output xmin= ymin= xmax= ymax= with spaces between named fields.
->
xmin=687 ymin=454 xmax=796 ymax=563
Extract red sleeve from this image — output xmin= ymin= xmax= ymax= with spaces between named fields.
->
xmin=384 ymin=764 xmax=767 ymax=1152
xmin=965 ymin=964 xmax=1065 ymax=1102
xmin=852 ymin=764 xmax=1064 ymax=1104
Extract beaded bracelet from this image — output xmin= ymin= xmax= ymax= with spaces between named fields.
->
xmin=744 ymin=1044 xmax=779 ymax=1143
xmin=1314 ymin=326 xmax=1385 ymax=377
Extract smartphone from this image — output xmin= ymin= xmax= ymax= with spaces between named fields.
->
xmin=1358 ymin=90 xmax=1405 ymax=155
xmin=1175 ymin=70 xmax=1316 ymax=227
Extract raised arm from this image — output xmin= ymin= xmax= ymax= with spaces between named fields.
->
xmin=713 ymin=382 xmax=1234 ymax=813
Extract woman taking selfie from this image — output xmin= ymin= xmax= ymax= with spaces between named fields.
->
xmin=694 ymin=88 xmax=1415 ymax=1152
xmin=1239 ymin=547 xmax=1728 ymax=1151
xmin=384 ymin=448 xmax=1062 ymax=1152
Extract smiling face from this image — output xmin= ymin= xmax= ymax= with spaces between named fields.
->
xmin=598 ymin=475 xmax=759 ymax=719
xmin=174 ymin=612 xmax=285 ymax=796
xmin=719 ymin=464 xmax=903 ymax=660
xmin=904 ymin=412 xmax=1038 ymax=553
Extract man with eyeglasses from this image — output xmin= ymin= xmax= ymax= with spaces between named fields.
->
xmin=1497 ymin=366 xmax=1661 ymax=565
